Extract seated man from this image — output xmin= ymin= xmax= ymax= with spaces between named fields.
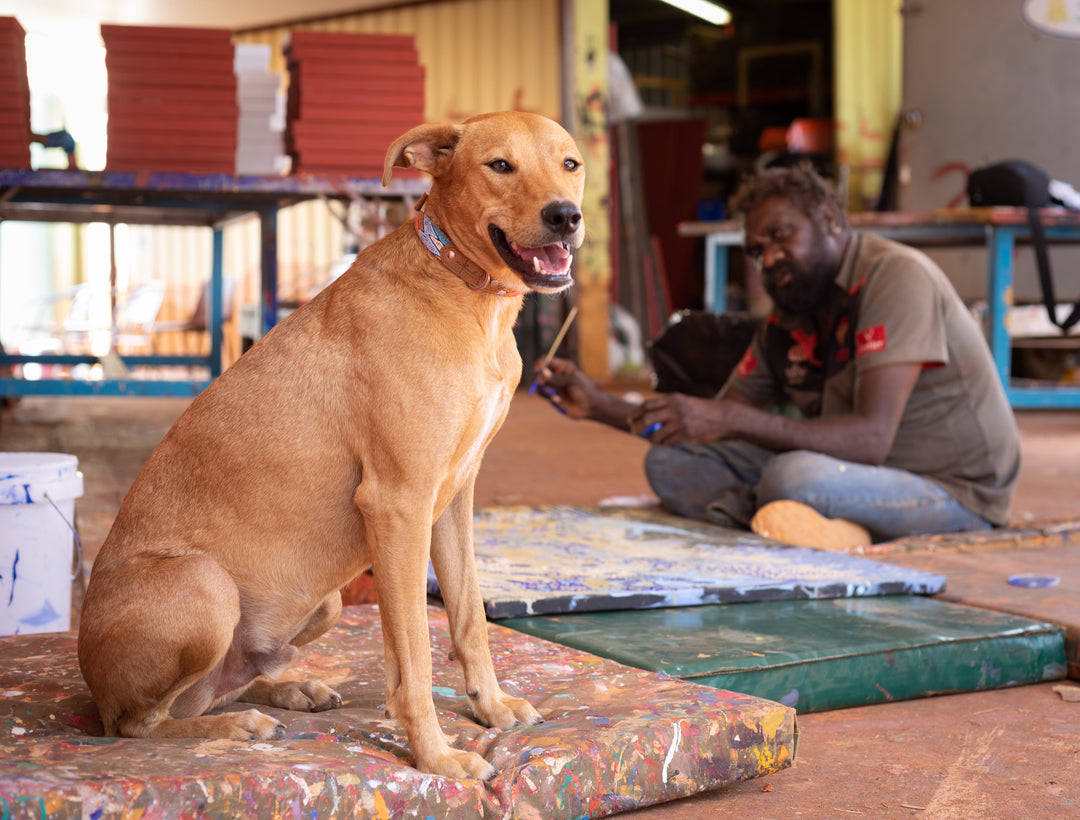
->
xmin=536 ymin=164 xmax=1020 ymax=549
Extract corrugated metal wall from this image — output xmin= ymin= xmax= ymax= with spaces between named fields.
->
xmin=237 ymin=0 xmax=563 ymax=123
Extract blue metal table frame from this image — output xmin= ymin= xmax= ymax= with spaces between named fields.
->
xmin=679 ymin=207 xmax=1080 ymax=409
xmin=0 ymin=168 xmax=427 ymax=397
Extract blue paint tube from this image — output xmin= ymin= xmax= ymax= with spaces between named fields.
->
xmin=534 ymin=382 xmax=567 ymax=414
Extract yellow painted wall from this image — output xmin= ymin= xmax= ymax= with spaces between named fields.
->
xmin=833 ymin=0 xmax=903 ymax=212
xmin=237 ymin=0 xmax=563 ymax=123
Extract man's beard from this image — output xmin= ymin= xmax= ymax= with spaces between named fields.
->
xmin=763 ymin=255 xmax=835 ymax=314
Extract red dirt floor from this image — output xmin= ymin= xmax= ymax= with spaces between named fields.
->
xmin=2 ymin=391 xmax=1079 ymax=818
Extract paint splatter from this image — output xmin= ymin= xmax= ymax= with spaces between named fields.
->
xmin=0 ymin=606 xmax=795 ymax=818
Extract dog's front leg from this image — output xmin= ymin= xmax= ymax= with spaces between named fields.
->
xmin=361 ymin=497 xmax=496 ymax=780
xmin=430 ymin=484 xmax=543 ymax=732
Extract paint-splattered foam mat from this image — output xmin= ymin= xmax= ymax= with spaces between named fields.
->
xmin=882 ymin=542 xmax=1080 ymax=679
xmin=0 ymin=605 xmax=796 ymax=819
xmin=431 ymin=506 xmax=946 ymax=619
xmin=500 ymin=596 xmax=1066 ymax=713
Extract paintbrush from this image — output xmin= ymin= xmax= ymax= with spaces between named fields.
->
xmin=539 ymin=305 xmax=578 ymax=370
xmin=528 ymin=305 xmax=578 ymax=409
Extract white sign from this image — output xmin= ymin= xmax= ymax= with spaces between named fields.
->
xmin=1021 ymin=0 xmax=1080 ymax=39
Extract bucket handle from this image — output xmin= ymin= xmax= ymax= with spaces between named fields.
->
xmin=44 ymin=492 xmax=83 ymax=582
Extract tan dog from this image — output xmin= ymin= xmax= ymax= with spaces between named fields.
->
xmin=77 ymin=111 xmax=585 ymax=780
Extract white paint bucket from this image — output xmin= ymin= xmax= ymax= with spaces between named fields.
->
xmin=0 ymin=452 xmax=84 ymax=635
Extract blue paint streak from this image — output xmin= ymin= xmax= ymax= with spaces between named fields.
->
xmin=20 ymin=599 xmax=60 ymax=628
xmin=7 ymin=549 xmax=17 ymax=606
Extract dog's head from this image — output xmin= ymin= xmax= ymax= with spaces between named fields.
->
xmin=382 ymin=111 xmax=585 ymax=294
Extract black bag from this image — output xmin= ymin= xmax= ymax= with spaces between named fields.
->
xmin=967 ymin=160 xmax=1080 ymax=332
xmin=967 ymin=160 xmax=1051 ymax=208
xmin=647 ymin=310 xmax=760 ymax=398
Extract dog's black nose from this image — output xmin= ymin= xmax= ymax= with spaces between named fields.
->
xmin=542 ymin=201 xmax=582 ymax=237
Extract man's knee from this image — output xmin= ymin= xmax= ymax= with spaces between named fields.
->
xmin=643 ymin=444 xmax=734 ymax=521
xmin=644 ymin=445 xmax=679 ymax=484
xmin=756 ymin=450 xmax=843 ymax=505
xmin=643 ymin=445 xmax=691 ymax=503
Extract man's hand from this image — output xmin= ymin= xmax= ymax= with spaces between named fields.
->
xmin=532 ymin=358 xmax=600 ymax=419
xmin=532 ymin=358 xmax=642 ymax=432
xmin=628 ymin=393 xmax=731 ymax=444
xmin=626 ymin=362 xmax=923 ymax=464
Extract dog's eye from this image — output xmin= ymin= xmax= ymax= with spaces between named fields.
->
xmin=564 ymin=158 xmax=581 ymax=172
xmin=486 ymin=159 xmax=513 ymax=174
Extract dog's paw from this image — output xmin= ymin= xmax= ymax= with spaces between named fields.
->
xmin=300 ymin=680 xmax=344 ymax=712
xmin=473 ymin=691 xmax=542 ymax=731
xmin=244 ymin=679 xmax=343 ymax=712
xmin=229 ymin=708 xmax=286 ymax=741
xmin=275 ymin=680 xmax=343 ymax=712
xmin=417 ymin=748 xmax=496 ymax=781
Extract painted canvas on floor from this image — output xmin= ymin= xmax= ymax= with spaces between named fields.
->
xmin=428 ymin=506 xmax=947 ymax=619
xmin=501 ymin=596 xmax=1066 ymax=712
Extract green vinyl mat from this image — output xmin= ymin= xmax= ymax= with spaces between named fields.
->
xmin=501 ymin=596 xmax=1066 ymax=713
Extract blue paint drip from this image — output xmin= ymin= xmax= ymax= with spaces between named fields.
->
xmin=90 ymin=807 xmax=104 ymax=820
xmin=20 ymin=599 xmax=60 ymax=628
xmin=7 ymin=549 xmax=17 ymax=606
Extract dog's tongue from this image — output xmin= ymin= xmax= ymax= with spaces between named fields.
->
xmin=512 ymin=241 xmax=572 ymax=274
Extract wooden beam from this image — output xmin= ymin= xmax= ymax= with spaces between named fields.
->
xmin=565 ymin=0 xmax=611 ymax=381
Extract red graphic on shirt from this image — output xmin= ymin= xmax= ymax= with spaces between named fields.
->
xmin=736 ymin=348 xmax=757 ymax=378
xmin=789 ymin=328 xmax=819 ymax=365
xmin=855 ymin=324 xmax=887 ymax=356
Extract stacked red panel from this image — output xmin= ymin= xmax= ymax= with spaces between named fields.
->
xmin=102 ymin=24 xmax=238 ymax=174
xmin=284 ymin=30 xmax=425 ymax=179
xmin=0 ymin=17 xmax=31 ymax=169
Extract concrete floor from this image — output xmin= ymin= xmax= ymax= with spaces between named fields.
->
xmin=2 ymin=391 xmax=1079 ymax=818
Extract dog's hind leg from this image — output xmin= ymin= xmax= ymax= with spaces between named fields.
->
xmin=360 ymin=492 xmax=496 ymax=780
xmin=78 ymin=553 xmax=284 ymax=741
xmin=430 ymin=486 xmax=542 ymax=731
xmin=236 ymin=592 xmax=344 ymax=713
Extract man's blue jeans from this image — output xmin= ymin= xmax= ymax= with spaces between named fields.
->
xmin=643 ymin=440 xmax=993 ymax=541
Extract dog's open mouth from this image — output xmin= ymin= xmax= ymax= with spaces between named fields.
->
xmin=488 ymin=225 xmax=574 ymax=289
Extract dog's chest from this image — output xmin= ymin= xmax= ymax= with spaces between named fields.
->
xmin=446 ymin=379 xmax=510 ymax=492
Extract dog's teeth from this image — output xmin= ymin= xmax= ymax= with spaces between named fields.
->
xmin=567 ymin=254 xmax=574 ymax=270
xmin=533 ymin=257 xmax=542 ymax=273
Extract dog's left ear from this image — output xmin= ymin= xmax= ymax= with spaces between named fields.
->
xmin=382 ymin=123 xmax=464 ymax=187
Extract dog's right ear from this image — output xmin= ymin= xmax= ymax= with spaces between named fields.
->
xmin=382 ymin=123 xmax=464 ymax=187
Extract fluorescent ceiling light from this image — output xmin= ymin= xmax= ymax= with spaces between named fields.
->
xmin=657 ymin=0 xmax=732 ymax=26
